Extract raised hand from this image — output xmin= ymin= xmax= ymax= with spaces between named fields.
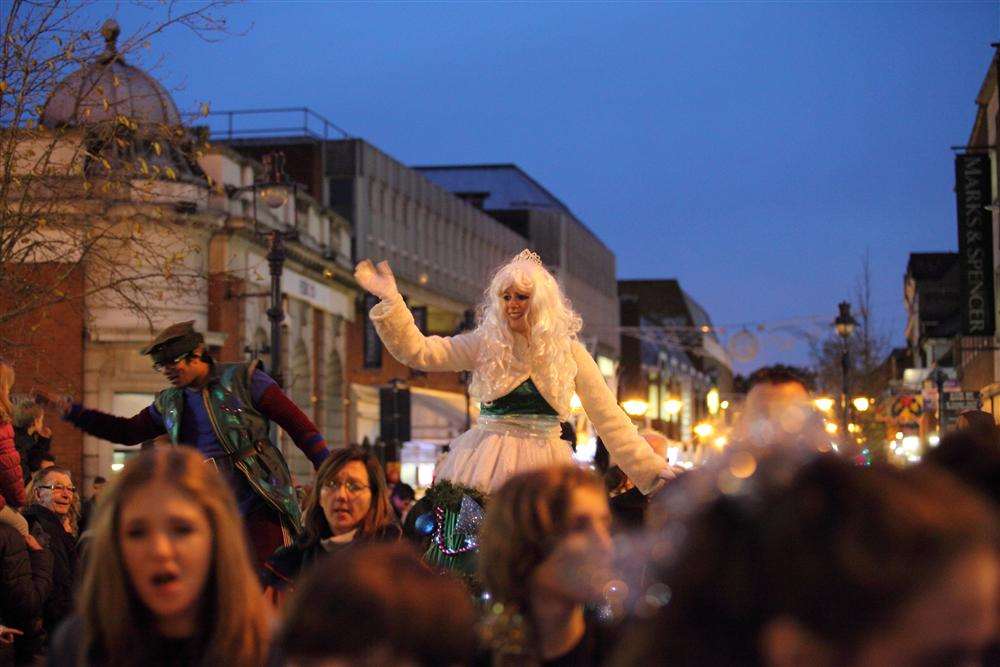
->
xmin=354 ymin=259 xmax=400 ymax=300
xmin=32 ymin=389 xmax=70 ymax=416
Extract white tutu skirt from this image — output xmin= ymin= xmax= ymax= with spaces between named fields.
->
xmin=434 ymin=414 xmax=573 ymax=494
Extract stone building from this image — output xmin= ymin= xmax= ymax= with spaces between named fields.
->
xmin=3 ymin=23 xmax=354 ymax=489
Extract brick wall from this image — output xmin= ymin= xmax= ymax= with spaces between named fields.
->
xmin=0 ymin=263 xmax=85 ymax=482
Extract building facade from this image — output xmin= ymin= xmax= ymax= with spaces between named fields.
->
xmin=4 ymin=30 xmax=355 ymax=490
xmin=953 ymin=50 xmax=1000 ymax=414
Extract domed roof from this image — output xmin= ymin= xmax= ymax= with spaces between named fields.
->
xmin=40 ymin=20 xmax=182 ymax=129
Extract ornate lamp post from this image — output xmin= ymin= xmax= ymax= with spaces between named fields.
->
xmin=232 ymin=152 xmax=298 ymax=387
xmin=834 ymin=301 xmax=858 ymax=443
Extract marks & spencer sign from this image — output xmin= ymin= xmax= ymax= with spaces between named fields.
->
xmin=955 ymin=153 xmax=994 ymax=335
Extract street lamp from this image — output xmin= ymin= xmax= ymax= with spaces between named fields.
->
xmin=814 ymin=396 xmax=835 ymax=413
xmin=231 ymin=151 xmax=298 ymax=387
xmin=834 ymin=301 xmax=857 ymax=444
xmin=622 ymin=399 xmax=649 ymax=417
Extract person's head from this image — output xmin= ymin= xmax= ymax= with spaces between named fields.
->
xmin=27 ymin=466 xmax=76 ymax=518
xmin=302 ymin=446 xmax=395 ymax=541
xmin=141 ymin=321 xmax=212 ymax=389
xmin=620 ymin=454 xmax=999 ymax=667
xmin=0 ymin=359 xmax=14 ymax=423
xmin=472 ymin=250 xmax=582 ymax=412
xmin=12 ymin=399 xmax=43 ymax=432
xmin=954 ymin=409 xmax=1000 ymax=444
xmin=91 ymin=476 xmax=108 ymax=498
xmin=923 ymin=430 xmax=1000 ymax=506
xmin=384 ymin=461 xmax=401 ymax=486
xmin=276 ymin=542 xmax=476 ymax=666
xmin=746 ymin=365 xmax=811 ymax=405
xmin=478 ymin=249 xmax=581 ymax=340
xmin=747 ymin=365 xmax=812 ymax=393
xmin=480 ymin=466 xmax=612 ymax=614
xmin=77 ymin=447 xmax=266 ymax=666
xmin=390 ymin=483 xmax=415 ymax=516
xmin=732 ymin=366 xmax=825 ymax=453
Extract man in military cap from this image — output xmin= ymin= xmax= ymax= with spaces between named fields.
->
xmin=36 ymin=321 xmax=330 ymax=565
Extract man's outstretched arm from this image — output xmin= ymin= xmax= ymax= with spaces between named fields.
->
xmin=62 ymin=404 xmax=165 ymax=446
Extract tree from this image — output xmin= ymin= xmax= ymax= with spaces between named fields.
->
xmin=808 ymin=250 xmax=892 ymax=459
xmin=0 ymin=0 xmax=234 ymax=344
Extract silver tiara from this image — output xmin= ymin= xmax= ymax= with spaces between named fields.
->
xmin=512 ymin=248 xmax=544 ymax=266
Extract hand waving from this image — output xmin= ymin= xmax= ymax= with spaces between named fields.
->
xmin=32 ymin=389 xmax=70 ymax=416
xmin=354 ymin=259 xmax=400 ymax=301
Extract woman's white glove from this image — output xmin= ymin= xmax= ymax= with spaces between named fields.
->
xmin=354 ymin=259 xmax=401 ymax=301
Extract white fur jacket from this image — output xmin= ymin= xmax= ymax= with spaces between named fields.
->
xmin=369 ymin=294 xmax=672 ymax=494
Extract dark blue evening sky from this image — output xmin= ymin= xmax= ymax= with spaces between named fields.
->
xmin=108 ymin=1 xmax=998 ymax=372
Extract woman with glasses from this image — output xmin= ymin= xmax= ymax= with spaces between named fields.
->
xmin=23 ymin=467 xmax=78 ymax=641
xmin=263 ymin=446 xmax=400 ymax=603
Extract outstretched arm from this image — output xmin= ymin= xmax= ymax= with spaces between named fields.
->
xmin=572 ymin=343 xmax=674 ymax=495
xmin=63 ymin=406 xmax=164 ymax=446
xmin=35 ymin=389 xmax=163 ymax=446
xmin=356 ymin=260 xmax=479 ymax=372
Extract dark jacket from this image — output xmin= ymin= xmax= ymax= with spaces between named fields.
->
xmin=48 ymin=615 xmax=207 ymax=667
xmin=0 ymin=522 xmax=53 ymax=627
xmin=22 ymin=505 xmax=77 ymax=635
xmin=13 ymin=426 xmax=51 ymax=483
xmin=0 ymin=522 xmax=53 ymax=666
xmin=262 ymin=523 xmax=402 ymax=592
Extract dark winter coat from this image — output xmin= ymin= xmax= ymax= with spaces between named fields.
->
xmin=22 ymin=504 xmax=77 ymax=635
xmin=0 ymin=423 xmax=25 ymax=511
xmin=13 ymin=426 xmax=51 ymax=483
xmin=0 ymin=522 xmax=53 ymax=667
xmin=0 ymin=521 xmax=53 ymax=627
xmin=262 ymin=523 xmax=402 ymax=592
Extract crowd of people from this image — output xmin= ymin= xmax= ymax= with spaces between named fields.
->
xmin=0 ymin=249 xmax=995 ymax=665
xmin=0 ymin=372 xmax=995 ymax=666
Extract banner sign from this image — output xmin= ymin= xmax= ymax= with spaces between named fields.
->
xmin=955 ymin=153 xmax=995 ymax=335
xmin=363 ymin=294 xmax=382 ymax=369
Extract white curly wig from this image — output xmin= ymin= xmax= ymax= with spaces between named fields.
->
xmin=468 ymin=251 xmax=583 ymax=404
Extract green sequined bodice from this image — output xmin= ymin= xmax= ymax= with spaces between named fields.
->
xmin=479 ymin=378 xmax=558 ymax=417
